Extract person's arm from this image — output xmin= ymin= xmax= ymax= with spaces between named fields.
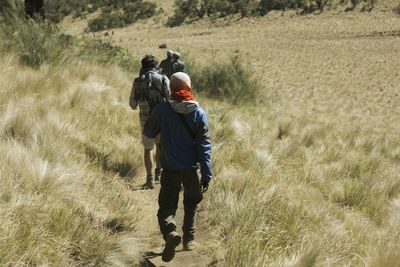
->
xmin=163 ymin=76 xmax=171 ymax=100
xmin=129 ymin=80 xmax=139 ymax=110
xmin=181 ymin=62 xmax=186 ymax=73
xmin=195 ymin=111 xmax=212 ymax=188
xmin=159 ymin=60 xmax=165 ymax=73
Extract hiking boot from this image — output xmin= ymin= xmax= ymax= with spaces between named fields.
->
xmin=162 ymin=231 xmax=181 ymax=262
xmin=183 ymin=240 xmax=199 ymax=251
xmin=154 ymin=168 xmax=162 ymax=182
xmin=142 ymin=175 xmax=154 ymax=189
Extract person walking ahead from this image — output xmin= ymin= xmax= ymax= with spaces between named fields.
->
xmin=159 ymin=50 xmax=174 ymax=79
xmin=172 ymin=52 xmax=186 ymax=74
xmin=143 ymin=72 xmax=212 ymax=262
xmin=129 ymin=55 xmax=170 ymax=189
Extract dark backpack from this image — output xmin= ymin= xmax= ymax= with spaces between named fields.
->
xmin=134 ymin=70 xmax=168 ymax=114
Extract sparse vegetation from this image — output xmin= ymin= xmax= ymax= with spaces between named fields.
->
xmin=167 ymin=0 xmax=379 ymax=26
xmin=87 ymin=1 xmax=157 ymax=32
xmin=188 ymin=56 xmax=262 ymax=104
xmin=1 ymin=0 xmax=400 ymax=265
xmin=25 ymin=0 xmax=159 ymax=32
xmin=0 ymin=9 xmax=146 ymax=265
xmin=204 ymin=102 xmax=400 ymax=265
xmin=0 ymin=31 xmax=144 ymax=267
xmin=0 ymin=14 xmax=138 ymax=70
xmin=45 ymin=0 xmax=158 ymax=26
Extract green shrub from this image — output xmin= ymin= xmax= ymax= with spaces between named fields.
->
xmin=45 ymin=0 xmax=158 ymax=27
xmin=73 ymin=38 xmax=140 ymax=72
xmin=0 ymin=18 xmax=66 ymax=68
xmin=361 ymin=0 xmax=377 ymax=11
xmin=259 ymin=0 xmax=304 ymax=14
xmin=166 ymin=0 xmax=198 ymax=27
xmin=0 ymin=15 xmax=139 ymax=71
xmin=395 ymin=2 xmax=400 ymax=15
xmin=87 ymin=1 xmax=157 ymax=32
xmin=168 ymin=0 xmax=377 ymax=26
xmin=0 ymin=0 xmax=14 ymax=15
xmin=124 ymin=1 xmax=157 ymax=20
xmin=87 ymin=12 xmax=126 ymax=31
xmin=188 ymin=56 xmax=261 ymax=104
xmin=45 ymin=0 xmax=92 ymax=22
xmin=167 ymin=0 xmax=260 ymax=27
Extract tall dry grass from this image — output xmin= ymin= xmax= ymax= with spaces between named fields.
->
xmin=202 ymin=97 xmax=400 ymax=266
xmin=0 ymin=52 xmax=146 ymax=265
xmin=1 ymin=7 xmax=400 ymax=266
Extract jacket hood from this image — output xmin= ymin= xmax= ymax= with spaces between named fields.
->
xmin=169 ymin=99 xmax=198 ymax=114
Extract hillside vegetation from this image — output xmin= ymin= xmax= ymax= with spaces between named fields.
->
xmin=0 ymin=13 xmax=145 ymax=265
xmin=2 ymin=2 xmax=400 ymax=266
xmin=20 ymin=0 xmax=159 ymax=31
xmin=167 ymin=0 xmax=380 ymax=26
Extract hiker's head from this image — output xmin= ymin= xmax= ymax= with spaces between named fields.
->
xmin=170 ymin=72 xmax=191 ymax=92
xmin=172 ymin=52 xmax=181 ymax=62
xmin=141 ymin=55 xmax=158 ymax=70
xmin=167 ymin=50 xmax=173 ymax=58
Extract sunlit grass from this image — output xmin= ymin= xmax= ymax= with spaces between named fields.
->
xmin=1 ymin=7 xmax=400 ymax=266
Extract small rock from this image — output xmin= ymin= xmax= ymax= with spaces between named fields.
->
xmin=159 ymin=43 xmax=167 ymax=49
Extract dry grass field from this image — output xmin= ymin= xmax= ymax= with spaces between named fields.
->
xmin=62 ymin=2 xmax=400 ymax=126
xmin=1 ymin=0 xmax=400 ymax=265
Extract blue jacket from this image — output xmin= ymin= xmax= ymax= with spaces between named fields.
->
xmin=143 ymin=100 xmax=212 ymax=182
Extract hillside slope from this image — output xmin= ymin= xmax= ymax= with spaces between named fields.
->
xmin=1 ymin=1 xmax=400 ymax=265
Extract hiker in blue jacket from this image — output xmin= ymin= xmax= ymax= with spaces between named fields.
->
xmin=142 ymin=72 xmax=212 ymax=262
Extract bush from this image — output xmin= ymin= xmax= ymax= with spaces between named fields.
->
xmin=0 ymin=18 xmax=66 ymax=68
xmin=188 ymin=56 xmax=261 ymax=104
xmin=167 ymin=0 xmax=260 ymax=27
xmin=168 ymin=0 xmax=378 ymax=26
xmin=361 ymin=0 xmax=377 ymax=11
xmin=45 ymin=0 xmax=92 ymax=22
xmin=395 ymin=2 xmax=400 ymax=15
xmin=0 ymin=14 xmax=139 ymax=71
xmin=168 ymin=0 xmax=308 ymax=26
xmin=87 ymin=1 xmax=157 ymax=32
xmin=259 ymin=0 xmax=303 ymax=14
xmin=124 ymin=2 xmax=157 ymax=20
xmin=0 ymin=0 xmax=14 ymax=14
xmin=87 ymin=12 xmax=125 ymax=31
xmin=45 ymin=0 xmax=158 ymax=27
xmin=73 ymin=38 xmax=140 ymax=72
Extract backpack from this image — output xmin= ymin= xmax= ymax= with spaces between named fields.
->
xmin=133 ymin=70 xmax=168 ymax=114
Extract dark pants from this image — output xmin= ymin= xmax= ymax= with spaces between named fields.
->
xmin=158 ymin=169 xmax=203 ymax=243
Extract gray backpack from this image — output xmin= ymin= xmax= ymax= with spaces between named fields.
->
xmin=133 ymin=70 xmax=168 ymax=114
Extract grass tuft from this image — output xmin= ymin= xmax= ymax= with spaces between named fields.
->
xmin=189 ymin=56 xmax=262 ymax=104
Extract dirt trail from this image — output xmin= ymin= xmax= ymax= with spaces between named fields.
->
xmin=131 ymin=176 xmax=215 ymax=267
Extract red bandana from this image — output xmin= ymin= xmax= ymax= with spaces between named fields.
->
xmin=172 ymin=89 xmax=196 ymax=102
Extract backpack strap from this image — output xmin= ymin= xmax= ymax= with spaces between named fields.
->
xmin=160 ymin=75 xmax=167 ymax=100
xmin=144 ymin=72 xmax=152 ymax=100
xmin=168 ymin=103 xmax=197 ymax=141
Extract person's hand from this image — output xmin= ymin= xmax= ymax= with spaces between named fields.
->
xmin=201 ymin=180 xmax=209 ymax=193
